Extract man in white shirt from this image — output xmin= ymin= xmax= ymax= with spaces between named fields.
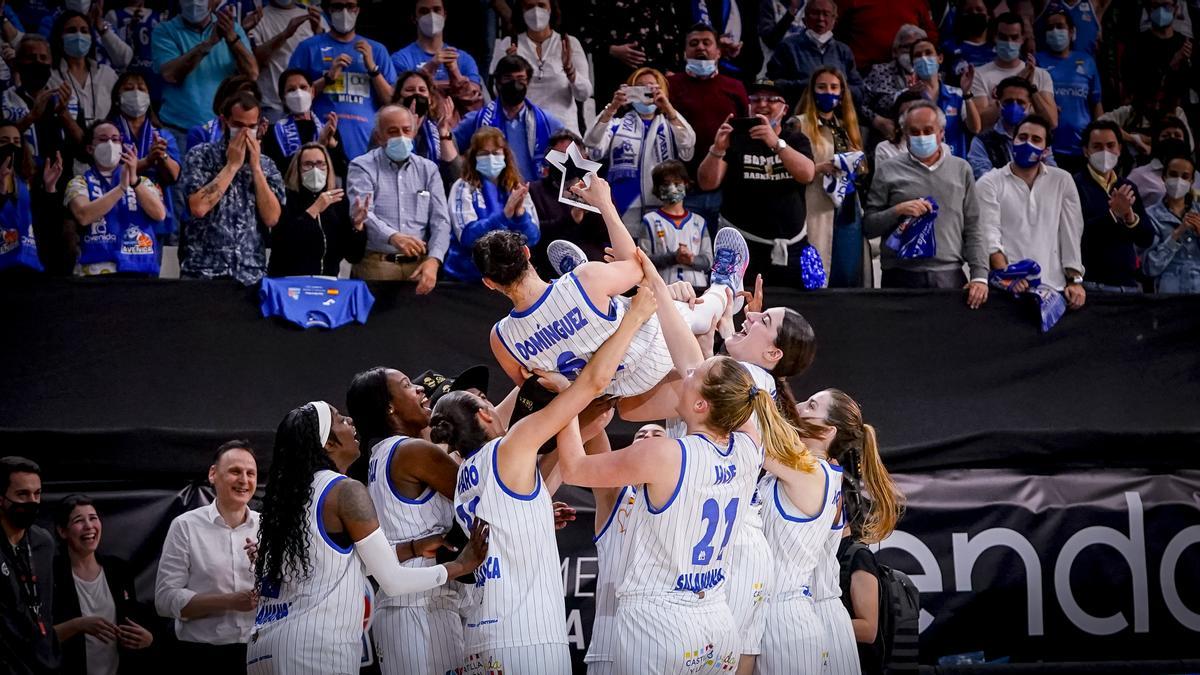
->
xmin=978 ymin=114 xmax=1087 ymax=310
xmin=251 ymin=0 xmax=328 ymax=122
xmin=155 ymin=441 xmax=259 ymax=675
xmin=969 ymin=12 xmax=1057 ymax=130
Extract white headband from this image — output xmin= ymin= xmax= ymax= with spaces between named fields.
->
xmin=308 ymin=401 xmax=332 ymax=446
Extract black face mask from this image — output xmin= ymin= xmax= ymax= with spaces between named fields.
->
xmin=402 ymin=94 xmax=431 ymax=118
xmin=0 ymin=143 xmax=21 ymax=168
xmin=17 ymin=62 xmax=52 ymax=92
xmin=3 ymin=499 xmax=40 ymax=530
xmin=498 ymin=80 xmax=527 ymax=107
xmin=958 ymin=13 xmax=988 ymax=37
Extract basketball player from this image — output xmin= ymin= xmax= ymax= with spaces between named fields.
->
xmin=633 ymin=423 xmax=667 ymax=441
xmin=247 ymin=402 xmax=488 ymax=675
xmin=553 ymin=254 xmax=816 ymax=675
xmin=429 ymin=286 xmax=659 ymax=673
xmin=583 ymin=450 xmax=637 ymax=675
xmin=346 ymin=368 xmax=468 ymax=675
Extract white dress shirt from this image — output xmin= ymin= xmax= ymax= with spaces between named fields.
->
xmin=154 ymin=502 xmax=259 ymax=645
xmin=489 ymin=32 xmax=592 ymax=136
xmin=976 ymin=162 xmax=1085 ymax=290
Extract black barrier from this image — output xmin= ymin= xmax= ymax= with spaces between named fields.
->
xmin=6 ymin=279 xmax=1200 ymax=671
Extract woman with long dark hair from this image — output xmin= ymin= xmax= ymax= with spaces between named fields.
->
xmin=247 ymin=401 xmax=488 ymax=675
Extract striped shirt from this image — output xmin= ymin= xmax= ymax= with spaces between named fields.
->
xmin=760 ymin=460 xmax=842 ymax=601
xmin=584 ymin=485 xmax=638 ymax=665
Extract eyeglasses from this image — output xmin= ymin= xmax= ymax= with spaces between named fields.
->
xmin=301 ymin=160 xmax=328 ymax=171
xmin=328 ymin=3 xmax=358 ymax=11
xmin=749 ymin=95 xmax=785 ymax=104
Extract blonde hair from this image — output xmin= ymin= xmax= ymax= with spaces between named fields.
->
xmin=627 ymin=67 xmax=670 ymax=98
xmin=284 ymin=143 xmax=336 ymax=193
xmin=461 ymin=127 xmax=523 ymax=193
xmin=822 ymin=389 xmax=904 ymax=544
xmin=795 ymin=66 xmax=863 ymax=158
xmin=701 ymin=357 xmax=817 ymax=473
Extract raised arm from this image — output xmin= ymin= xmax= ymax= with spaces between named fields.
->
xmin=569 ymin=175 xmax=637 ymax=261
xmin=636 ymin=249 xmax=704 ymax=373
xmin=556 ymin=416 xmax=680 ymax=491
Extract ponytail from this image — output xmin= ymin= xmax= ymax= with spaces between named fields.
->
xmin=855 ymin=423 xmax=904 ymax=543
xmin=823 ymin=391 xmax=905 ymax=544
xmin=750 ymin=389 xmax=818 ymax=473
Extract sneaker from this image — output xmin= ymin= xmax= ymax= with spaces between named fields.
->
xmin=548 ymin=240 xmax=587 ymax=276
xmin=711 ymin=227 xmax=749 ymax=313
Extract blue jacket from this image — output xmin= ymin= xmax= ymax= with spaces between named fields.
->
xmin=1144 ymin=199 xmax=1200 ymax=294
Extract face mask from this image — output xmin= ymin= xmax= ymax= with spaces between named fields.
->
xmin=1164 ymin=177 xmax=1191 ymax=199
xmin=63 ymin=33 xmax=93 ymax=59
xmin=524 ymin=7 xmax=550 ymax=32
xmin=1150 ymin=6 xmax=1175 ymax=28
xmin=815 ymin=92 xmax=841 ymax=113
xmin=93 ymin=140 xmax=122 ymax=168
xmin=959 ymin=13 xmax=988 ymax=36
xmin=1001 ymin=101 xmax=1028 ymax=128
xmin=65 ymin=0 xmax=92 ymax=12
xmin=18 ymin=62 xmax=52 ymax=92
xmin=995 ymin=39 xmax=1022 ymax=61
xmin=0 ymin=144 xmax=20 ymax=168
xmin=119 ymin=89 xmax=150 ymax=118
xmin=897 ymin=53 xmax=913 ymax=72
xmin=385 ymin=135 xmax=413 ymax=162
xmin=807 ymin=29 xmax=834 ymax=45
xmin=909 ymin=133 xmax=939 ymax=159
xmin=418 ymin=12 xmax=445 ymax=38
xmin=475 ymin=154 xmax=506 ymax=179
xmin=913 ymin=55 xmax=939 ymax=80
xmin=1045 ymin=28 xmax=1070 ymax=52
xmin=684 ymin=58 xmax=717 ymax=78
xmin=285 ymin=89 xmax=313 ymax=115
xmin=1088 ymin=149 xmax=1119 ymax=174
xmin=3 ymin=500 xmax=39 ymax=530
xmin=498 ymin=80 xmax=527 ymax=107
xmin=272 ymin=0 xmax=295 ymax=6
xmin=402 ymin=94 xmax=430 ymax=118
xmin=657 ymin=183 xmax=686 ymax=203
xmin=180 ymin=0 xmax=212 ymax=25
xmin=632 ymin=100 xmax=657 ymax=116
xmin=1011 ymin=141 xmax=1044 ymax=168
xmin=301 ymin=167 xmax=327 ymax=192
xmin=330 ymin=9 xmax=357 ymax=34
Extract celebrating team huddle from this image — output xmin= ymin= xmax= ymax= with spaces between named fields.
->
xmin=246 ymin=177 xmax=903 ymax=675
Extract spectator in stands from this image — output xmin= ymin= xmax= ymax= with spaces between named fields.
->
xmin=3 ymin=34 xmax=84 ymax=163
xmin=453 ymin=55 xmax=563 ymax=182
xmin=978 ymin=114 xmax=1086 ymax=308
xmin=864 ymin=101 xmax=989 ymax=307
xmin=1123 ymin=0 xmax=1195 ymax=105
xmin=873 ymin=90 xmax=926 ymax=164
xmin=155 ymin=441 xmax=260 ymax=674
xmin=527 ymin=128 xmax=609 ymax=277
xmin=390 ymin=69 xmax=461 ymax=175
xmin=698 ymin=78 xmax=815 ymax=287
xmin=490 ymin=0 xmax=592 ymax=137
xmin=52 ymin=495 xmax=154 ymax=675
xmin=907 ymin=38 xmax=980 ymax=158
xmin=38 ymin=0 xmax=132 ymax=71
xmin=392 ymin=0 xmax=483 ymax=95
xmin=270 ymin=142 xmax=368 ymax=277
xmin=1036 ymin=8 xmax=1102 ymax=175
xmin=760 ymin=0 xmax=807 ymax=55
xmin=1145 ymin=154 xmax=1200 ymax=293
xmin=944 ymin=0 xmax=995 ymax=74
xmin=1074 ymin=119 xmax=1154 ymax=292
xmin=47 ymin=11 xmax=117 ymax=130
xmin=447 ymin=126 xmax=539 ymax=282
xmin=0 ymin=120 xmax=62 ymax=274
xmin=968 ymin=76 xmax=1057 ymax=179
xmin=67 ymin=120 xmax=167 ymax=276
xmin=833 ymin=0 xmax=939 ymax=68
xmin=186 ymin=74 xmax=261 ymax=152
xmin=287 ymin=0 xmax=396 ymax=161
xmin=863 ymin=24 xmax=927 ymax=139
xmin=262 ymin=69 xmax=348 ymax=183
xmin=766 ymin=0 xmax=868 ymax=114
xmin=1031 ymin=0 xmax=1102 ymax=56
xmin=347 ymin=105 xmax=449 ymax=289
xmin=251 ymin=0 xmax=326 ymax=123
xmin=179 ymin=91 xmax=284 ymax=285
xmin=1129 ymin=123 xmax=1196 ymax=207
xmin=795 ymin=66 xmax=866 ymax=284
xmin=638 ymin=158 xmax=712 ymax=286
xmin=104 ymin=0 xmax=167 ymax=82
xmin=152 ymin=2 xmax=258 ymax=155
xmin=585 ymin=67 xmax=695 ymax=235
xmin=969 ymin=13 xmax=1057 ymax=131
xmin=579 ymin=0 xmax=688 ymax=107
xmin=666 ymin=22 xmax=748 ymax=231
xmin=692 ymin=0 xmax=765 ymax=79
xmin=0 ymin=456 xmax=60 ymax=674
xmin=111 ymin=71 xmax=182 ymax=241
xmin=1100 ymin=82 xmax=1190 ymax=163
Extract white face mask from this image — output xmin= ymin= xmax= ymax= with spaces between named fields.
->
xmin=301 ymin=167 xmax=327 ymax=192
xmin=330 ymin=9 xmax=357 ymax=34
xmin=523 ymin=7 xmax=550 ymax=32
xmin=418 ymin=12 xmax=445 ymax=38
xmin=1088 ymin=149 xmax=1119 ymax=174
xmin=65 ymin=0 xmax=92 ymax=13
xmin=93 ymin=140 xmax=122 ymax=169
xmin=808 ymin=29 xmax=834 ymax=45
xmin=1164 ymin=177 xmax=1192 ymax=199
xmin=285 ymin=89 xmax=313 ymax=115
xmin=119 ymin=90 xmax=151 ymax=118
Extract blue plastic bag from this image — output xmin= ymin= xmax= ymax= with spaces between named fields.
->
xmin=987 ymin=259 xmax=1066 ymax=332
xmin=884 ymin=197 xmax=938 ymax=259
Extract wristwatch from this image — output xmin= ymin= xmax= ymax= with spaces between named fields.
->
xmin=774 ymin=138 xmax=788 ymax=153
xmin=368 ymin=66 xmax=381 ymax=78
xmin=322 ymin=73 xmax=336 ymax=86
xmin=1067 ymin=273 xmax=1083 ymax=285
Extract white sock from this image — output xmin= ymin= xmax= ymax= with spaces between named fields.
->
xmin=673 ymin=286 xmax=729 ymax=335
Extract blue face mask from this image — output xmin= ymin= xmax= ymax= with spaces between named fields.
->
xmin=1150 ymin=6 xmax=1175 ymax=28
xmin=63 ymin=33 xmax=92 ymax=59
xmin=995 ymin=39 xmax=1022 ymax=61
xmin=1011 ymin=141 xmax=1044 ymax=168
xmin=385 ymin=135 xmax=413 ymax=162
xmin=1001 ymin=101 xmax=1028 ymax=128
xmin=476 ymin=154 xmax=506 ymax=179
xmin=913 ymin=55 xmax=939 ymax=80
xmin=1045 ymin=28 xmax=1070 ymax=52
xmin=815 ymin=92 xmax=841 ymax=113
xmin=632 ymin=101 xmax=658 ymax=116
xmin=909 ymin=133 xmax=939 ymax=159
xmin=685 ymin=58 xmax=718 ymax=78
xmin=180 ymin=0 xmax=211 ymax=25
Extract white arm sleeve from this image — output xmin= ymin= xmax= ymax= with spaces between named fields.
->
xmin=355 ymin=528 xmax=449 ymax=597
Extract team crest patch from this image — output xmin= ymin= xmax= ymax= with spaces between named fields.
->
xmin=121 ymin=226 xmax=154 ymax=255
xmin=287 ymin=287 xmax=300 ymax=300
xmin=462 ymin=652 xmax=504 ymax=674
xmin=752 ymin=581 xmax=765 ymax=604
xmin=683 ymin=643 xmax=716 ymax=672
xmin=1 ymin=228 xmax=18 ymax=254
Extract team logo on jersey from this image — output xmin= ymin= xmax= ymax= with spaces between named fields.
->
xmin=683 ymin=643 xmax=717 ymax=672
xmin=752 ymin=581 xmax=765 ymax=604
xmin=120 ymin=226 xmax=154 ymax=255
xmin=287 ymin=287 xmax=300 ymax=300
xmin=462 ymin=652 xmax=504 ymax=674
xmin=1 ymin=228 xmax=18 ymax=254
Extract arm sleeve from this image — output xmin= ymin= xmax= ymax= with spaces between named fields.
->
xmin=967 ymin=137 xmax=992 ymax=180
xmin=458 ymin=50 xmax=482 ymax=86
xmin=347 ymin=157 xmax=396 ymax=251
xmin=960 ymin=164 xmax=989 ymax=281
xmin=861 ymin=171 xmax=900 ymax=238
xmin=355 ymin=528 xmax=448 ymax=597
xmin=154 ymin=519 xmax=197 ymax=620
xmin=1059 ymin=177 xmax=1085 ymax=276
xmin=1142 ymin=214 xmax=1183 ymax=277
xmin=100 ymin=27 xmax=134 ymax=70
xmin=567 ymin=35 xmax=593 ymax=102
xmin=425 ymin=167 xmax=451 ymax=263
xmin=583 ymin=118 xmax=616 ymax=158
xmin=671 ymin=113 xmax=697 ymax=162
xmin=151 ymin=23 xmax=179 ymax=72
xmin=975 ymin=173 xmax=1004 ymax=255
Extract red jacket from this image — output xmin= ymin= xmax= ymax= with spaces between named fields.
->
xmin=834 ymin=0 xmax=939 ymax=68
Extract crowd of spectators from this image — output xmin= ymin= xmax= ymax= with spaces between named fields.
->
xmin=0 ymin=0 xmax=1197 ymax=298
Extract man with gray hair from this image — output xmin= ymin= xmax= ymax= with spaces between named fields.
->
xmin=864 ymin=100 xmax=990 ymax=308
xmin=863 ymin=24 xmax=929 ymax=137
xmin=347 ymin=104 xmax=450 ymax=290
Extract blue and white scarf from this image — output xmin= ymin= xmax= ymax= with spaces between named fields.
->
xmin=989 ymin=259 xmax=1066 ymax=332
xmin=472 ymin=100 xmax=552 ymax=177
xmin=273 ymin=115 xmax=324 ymax=158
xmin=416 ymin=117 xmax=441 ymax=163
xmin=822 ymin=151 xmax=865 ymax=210
xmin=885 ymin=196 xmax=938 ymax=259
xmin=79 ymin=167 xmax=161 ymax=276
xmin=0 ymin=178 xmax=43 ymax=272
xmin=604 ymin=111 xmax=675 ymax=217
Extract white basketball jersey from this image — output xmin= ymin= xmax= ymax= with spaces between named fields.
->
xmin=617 ymin=432 xmax=761 ymax=603
xmin=640 ymin=210 xmax=709 ymax=287
xmin=366 ymin=436 xmax=456 ymax=609
xmin=760 ymin=460 xmax=842 ymax=600
xmin=584 ymin=485 xmax=638 ymax=665
xmin=811 ymin=465 xmax=848 ymax=601
xmin=493 ymin=272 xmax=672 ymax=398
xmin=452 ymin=437 xmax=567 ymax=652
xmin=666 ymin=360 xmax=776 ymax=442
xmin=250 ymin=470 xmax=367 ymax=663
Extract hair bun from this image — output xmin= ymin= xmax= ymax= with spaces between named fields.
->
xmin=428 ymin=418 xmax=454 ymax=445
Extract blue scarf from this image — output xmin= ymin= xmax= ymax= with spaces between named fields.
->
xmin=117 ymin=115 xmax=177 ymax=237
xmin=273 ymin=115 xmax=324 ymax=158
xmin=885 ymin=196 xmax=938 ymax=259
xmin=0 ymin=179 xmax=44 ymax=272
xmin=989 ymin=259 xmax=1066 ymax=332
xmin=607 ymin=113 xmax=674 ymax=217
xmin=79 ymin=167 xmax=161 ymax=276
xmin=473 ymin=100 xmax=551 ymax=176
xmin=416 ymin=117 xmax=441 ymax=163
xmin=479 ymin=179 xmax=503 ymax=218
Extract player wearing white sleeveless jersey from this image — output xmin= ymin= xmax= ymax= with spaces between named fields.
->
xmin=811 ymin=483 xmax=860 ymax=675
xmin=248 ymin=402 xmax=488 ymax=675
xmin=585 ymin=484 xmax=639 ymax=675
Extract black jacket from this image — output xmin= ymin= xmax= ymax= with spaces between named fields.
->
xmin=0 ymin=525 xmax=60 ymax=675
xmin=52 ymin=553 xmax=153 ymax=675
xmin=1073 ymin=170 xmax=1154 ymax=288
xmin=268 ymin=189 xmax=368 ymax=277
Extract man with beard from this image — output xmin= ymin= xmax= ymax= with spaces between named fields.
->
xmin=0 ymin=456 xmax=60 ymax=675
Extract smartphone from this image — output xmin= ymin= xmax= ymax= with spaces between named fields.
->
xmin=729 ymin=116 xmax=764 ymax=134
xmin=623 ymin=85 xmax=654 ymax=105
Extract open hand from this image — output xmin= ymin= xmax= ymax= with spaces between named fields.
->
xmin=552 ymin=501 xmax=577 ymax=529
xmin=410 ymin=257 xmax=439 ymax=295
xmin=118 ymin=619 xmax=153 ymax=650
